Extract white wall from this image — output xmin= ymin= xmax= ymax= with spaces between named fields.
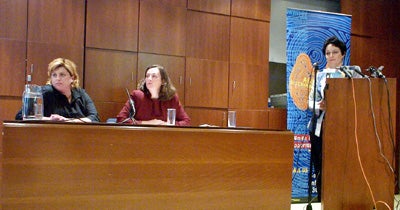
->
xmin=269 ymin=0 xmax=341 ymax=63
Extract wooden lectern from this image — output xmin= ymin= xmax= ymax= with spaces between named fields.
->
xmin=323 ymin=78 xmax=396 ymax=209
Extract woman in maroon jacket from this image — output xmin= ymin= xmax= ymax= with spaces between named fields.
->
xmin=117 ymin=64 xmax=190 ymax=126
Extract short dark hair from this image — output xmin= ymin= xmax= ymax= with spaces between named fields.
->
xmin=322 ymin=36 xmax=347 ymax=55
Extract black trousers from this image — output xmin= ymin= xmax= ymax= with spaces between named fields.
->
xmin=310 ymin=130 xmax=323 ymax=202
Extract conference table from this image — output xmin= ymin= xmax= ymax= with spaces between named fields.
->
xmin=0 ymin=121 xmax=294 ymax=209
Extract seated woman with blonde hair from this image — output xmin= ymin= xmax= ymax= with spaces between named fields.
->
xmin=16 ymin=58 xmax=100 ymax=122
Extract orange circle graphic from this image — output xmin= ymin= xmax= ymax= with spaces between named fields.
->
xmin=289 ymin=53 xmax=314 ymax=111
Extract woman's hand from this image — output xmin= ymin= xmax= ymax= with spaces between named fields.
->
xmin=317 ymin=100 xmax=326 ymax=111
xmin=49 ymin=114 xmax=69 ymax=121
xmin=47 ymin=114 xmax=91 ymax=123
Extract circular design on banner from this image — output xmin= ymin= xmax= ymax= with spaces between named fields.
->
xmin=289 ymin=53 xmax=313 ymax=111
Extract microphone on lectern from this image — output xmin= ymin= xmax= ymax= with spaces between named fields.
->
xmin=367 ymin=66 xmax=386 ymax=78
xmin=337 ymin=66 xmax=352 ymax=78
xmin=375 ymin=66 xmax=386 ymax=78
xmin=338 ymin=65 xmax=368 ymax=78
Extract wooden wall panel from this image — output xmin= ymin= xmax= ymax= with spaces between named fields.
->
xmin=139 ymin=0 xmax=186 ymax=56
xmin=186 ymin=11 xmax=230 ymax=61
xmin=350 ymin=36 xmax=399 ymax=79
xmin=342 ymin=1 xmax=400 ymax=123
xmin=84 ymin=49 xmax=137 ymax=103
xmin=137 ymin=53 xmax=185 ymax=103
xmin=27 ymin=0 xmax=85 ymax=85
xmin=229 ymin=63 xmax=268 ymax=109
xmin=149 ymin=0 xmax=187 ymax=7
xmin=188 ymin=0 xmax=231 ymax=15
xmin=349 ymin=36 xmax=371 ymax=69
xmin=0 ymin=0 xmax=27 ymax=40
xmin=341 ymin=0 xmax=400 ymax=39
xmin=184 ymin=108 xmax=226 ymax=126
xmin=0 ymin=41 xmax=26 ymax=96
xmin=185 ymin=58 xmax=229 ymax=108
xmin=0 ymin=0 xmax=27 ymax=96
xmin=86 ymin=0 xmax=139 ymax=51
xmin=230 ymin=17 xmax=269 ymax=65
xmin=232 ymin=0 xmax=271 ymax=21
xmin=268 ymin=108 xmax=287 ymax=130
xmin=0 ymin=120 xmax=2 ymax=192
xmin=229 ymin=18 xmax=269 ymax=110
xmin=94 ymin=101 xmax=125 ymax=122
xmin=0 ymin=98 xmax=22 ymax=121
xmin=27 ymin=0 xmax=84 ymax=45
xmin=236 ymin=110 xmax=269 ymax=129
xmin=27 ymin=44 xmax=84 ymax=85
xmin=387 ymin=39 xmax=400 ymax=79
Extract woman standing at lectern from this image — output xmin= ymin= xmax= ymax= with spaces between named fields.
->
xmin=308 ymin=36 xmax=347 ymax=201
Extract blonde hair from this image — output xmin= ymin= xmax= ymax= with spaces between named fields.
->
xmin=46 ymin=58 xmax=80 ymax=88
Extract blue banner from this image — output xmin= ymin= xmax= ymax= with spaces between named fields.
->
xmin=286 ymin=8 xmax=351 ymax=200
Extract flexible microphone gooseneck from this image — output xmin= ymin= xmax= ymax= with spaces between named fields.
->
xmin=376 ymin=66 xmax=386 ymax=78
xmin=338 ymin=65 xmax=368 ymax=78
xmin=126 ymin=88 xmax=136 ymax=117
xmin=337 ymin=66 xmax=352 ymax=78
xmin=352 ymin=66 xmax=368 ymax=78
xmin=121 ymin=88 xmax=136 ymax=123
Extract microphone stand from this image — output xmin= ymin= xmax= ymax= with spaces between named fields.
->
xmin=307 ymin=63 xmax=319 ymax=210
xmin=121 ymin=112 xmax=135 ymax=123
xmin=121 ymin=88 xmax=136 ymax=124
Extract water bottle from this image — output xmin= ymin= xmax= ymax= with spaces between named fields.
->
xmin=22 ymin=84 xmax=43 ymax=120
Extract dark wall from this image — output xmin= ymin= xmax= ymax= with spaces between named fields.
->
xmin=269 ymin=62 xmax=286 ymax=95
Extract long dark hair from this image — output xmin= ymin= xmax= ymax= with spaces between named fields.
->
xmin=138 ymin=64 xmax=176 ymax=101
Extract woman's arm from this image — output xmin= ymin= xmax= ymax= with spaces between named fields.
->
xmin=79 ymin=89 xmax=100 ymax=122
xmin=173 ymin=95 xmax=191 ymax=126
xmin=308 ymin=73 xmax=325 ymax=111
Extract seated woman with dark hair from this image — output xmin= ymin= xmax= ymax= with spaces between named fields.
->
xmin=117 ymin=64 xmax=190 ymax=126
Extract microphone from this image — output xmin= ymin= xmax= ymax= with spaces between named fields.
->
xmin=338 ymin=65 xmax=368 ymax=78
xmin=337 ymin=66 xmax=352 ymax=78
xmin=121 ymin=88 xmax=136 ymax=123
xmin=366 ymin=66 xmax=377 ymax=77
xmin=125 ymin=88 xmax=136 ymax=118
xmin=367 ymin=66 xmax=386 ymax=78
xmin=376 ymin=66 xmax=385 ymax=78
xmin=313 ymin=62 xmax=319 ymax=71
